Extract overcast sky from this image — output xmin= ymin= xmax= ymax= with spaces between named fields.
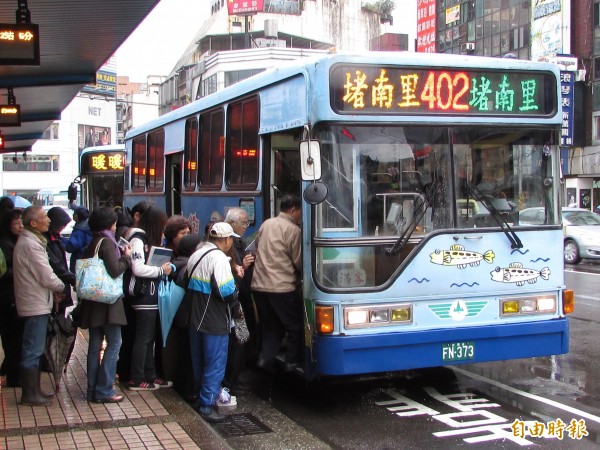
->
xmin=115 ymin=0 xmax=417 ymax=82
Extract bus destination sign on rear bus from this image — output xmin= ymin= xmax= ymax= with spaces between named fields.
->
xmin=81 ymin=151 xmax=125 ymax=173
xmin=331 ymin=65 xmax=556 ymax=116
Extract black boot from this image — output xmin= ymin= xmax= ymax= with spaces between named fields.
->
xmin=36 ymin=366 xmax=55 ymax=399
xmin=20 ymin=367 xmax=51 ymax=406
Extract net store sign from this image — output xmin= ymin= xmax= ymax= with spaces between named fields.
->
xmin=0 ymin=23 xmax=40 ymax=65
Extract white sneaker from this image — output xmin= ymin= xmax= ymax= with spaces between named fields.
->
xmin=217 ymin=387 xmax=237 ymax=406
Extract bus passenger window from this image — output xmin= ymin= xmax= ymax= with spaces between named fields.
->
xmin=227 ymin=97 xmax=259 ymax=189
xmin=200 ymin=109 xmax=224 ymax=188
xmin=184 ymin=118 xmax=198 ymax=190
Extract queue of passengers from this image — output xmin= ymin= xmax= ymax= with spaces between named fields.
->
xmin=0 ymin=194 xmax=303 ymax=424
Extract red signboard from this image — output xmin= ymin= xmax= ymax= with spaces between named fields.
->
xmin=416 ymin=0 xmax=437 ymax=53
xmin=227 ymin=0 xmax=264 ymax=15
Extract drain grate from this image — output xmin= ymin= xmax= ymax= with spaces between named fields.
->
xmin=214 ymin=413 xmax=273 ymax=437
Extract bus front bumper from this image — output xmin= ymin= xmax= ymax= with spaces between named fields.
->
xmin=310 ymin=318 xmax=569 ymax=377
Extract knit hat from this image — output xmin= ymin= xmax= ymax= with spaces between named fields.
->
xmin=47 ymin=206 xmax=72 ymax=230
xmin=74 ymin=206 xmax=89 ymax=221
xmin=210 ymin=222 xmax=240 ymax=238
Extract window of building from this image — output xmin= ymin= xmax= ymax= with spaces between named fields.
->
xmin=224 ymin=69 xmax=266 ymax=88
xmin=184 ymin=118 xmax=198 ymax=190
xmin=595 ymin=116 xmax=600 ymax=139
xmin=2 ymin=155 xmax=59 ymax=171
xmin=41 ymin=123 xmax=59 ymax=140
xmin=147 ymin=130 xmax=164 ymax=191
xmin=201 ymin=74 xmax=218 ymax=98
xmin=226 ymin=97 xmax=259 ymax=189
xmin=594 ymin=57 xmax=600 ymax=81
xmin=595 ymin=2 xmax=600 ymax=27
xmin=200 ymin=109 xmax=224 ymax=188
xmin=132 ymin=137 xmax=146 ymax=191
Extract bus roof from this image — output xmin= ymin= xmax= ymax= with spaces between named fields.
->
xmin=80 ymin=144 xmax=125 ymax=155
xmin=124 ymin=51 xmax=561 ymax=140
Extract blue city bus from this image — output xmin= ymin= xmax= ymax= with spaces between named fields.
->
xmin=123 ymin=52 xmax=572 ymax=380
xmin=76 ymin=145 xmax=126 ymax=210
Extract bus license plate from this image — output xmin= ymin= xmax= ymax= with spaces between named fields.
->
xmin=442 ymin=341 xmax=475 ymax=362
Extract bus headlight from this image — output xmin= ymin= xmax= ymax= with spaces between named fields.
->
xmin=347 ymin=309 xmax=368 ymax=326
xmin=344 ymin=303 xmax=412 ymax=329
xmin=501 ymin=295 xmax=556 ymax=316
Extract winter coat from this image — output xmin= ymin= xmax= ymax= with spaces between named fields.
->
xmin=122 ymin=228 xmax=164 ymax=311
xmin=44 ymin=230 xmax=75 ymax=310
xmin=13 ymin=229 xmax=65 ymax=317
xmin=187 ymin=243 xmax=238 ymax=335
xmin=64 ymin=219 xmax=92 ymax=273
xmin=0 ymin=235 xmax=17 ymax=310
xmin=78 ymin=235 xmax=132 ymax=328
xmin=251 ymin=212 xmax=302 ymax=293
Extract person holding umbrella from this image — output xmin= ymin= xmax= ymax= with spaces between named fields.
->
xmin=43 ymin=207 xmax=77 ymax=387
xmin=78 ymin=207 xmax=132 ymax=403
xmin=13 ymin=206 xmax=65 ymax=406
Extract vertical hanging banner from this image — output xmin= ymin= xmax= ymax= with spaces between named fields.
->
xmin=550 ymin=54 xmax=576 ymax=147
xmin=417 ymin=0 xmax=437 ymax=53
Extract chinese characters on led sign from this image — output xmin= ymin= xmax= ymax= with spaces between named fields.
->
xmin=331 ymin=66 xmax=555 ymax=116
xmin=234 ymin=149 xmax=256 ymax=158
xmin=0 ymin=23 xmax=40 ymax=65
xmin=0 ymin=104 xmax=21 ymax=126
xmin=84 ymin=152 xmax=125 ymax=173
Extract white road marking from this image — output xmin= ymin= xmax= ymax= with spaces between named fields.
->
xmin=451 ymin=366 xmax=600 ymax=425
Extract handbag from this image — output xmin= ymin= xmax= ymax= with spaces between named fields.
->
xmin=232 ymin=307 xmax=250 ymax=345
xmin=75 ymin=238 xmax=123 ymax=304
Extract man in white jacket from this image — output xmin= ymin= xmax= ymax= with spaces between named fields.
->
xmin=14 ymin=206 xmax=65 ymax=406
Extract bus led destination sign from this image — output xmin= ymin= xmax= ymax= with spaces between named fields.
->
xmin=0 ymin=23 xmax=40 ymax=65
xmin=81 ymin=151 xmax=125 ymax=173
xmin=331 ymin=65 xmax=556 ymax=116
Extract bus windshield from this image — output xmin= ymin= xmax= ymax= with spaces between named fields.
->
xmin=313 ymin=125 xmax=558 ymax=288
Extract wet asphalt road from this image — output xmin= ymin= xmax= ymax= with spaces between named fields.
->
xmin=217 ymin=260 xmax=600 ymax=449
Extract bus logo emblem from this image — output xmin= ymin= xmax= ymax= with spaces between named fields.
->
xmin=428 ymin=300 xmax=487 ymax=321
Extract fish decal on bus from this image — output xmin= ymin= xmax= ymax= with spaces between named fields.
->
xmin=430 ymin=244 xmax=495 ymax=269
xmin=490 ymin=263 xmax=550 ymax=286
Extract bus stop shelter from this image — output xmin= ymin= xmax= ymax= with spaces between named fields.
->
xmin=0 ymin=0 xmax=161 ymax=154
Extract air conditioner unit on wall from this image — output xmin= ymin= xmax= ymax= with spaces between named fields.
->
xmin=461 ymin=42 xmax=475 ymax=52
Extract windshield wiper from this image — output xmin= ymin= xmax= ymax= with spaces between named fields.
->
xmin=386 ymin=180 xmax=439 ymax=256
xmin=468 ymin=185 xmax=523 ymax=249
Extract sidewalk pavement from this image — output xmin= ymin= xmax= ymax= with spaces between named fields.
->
xmin=0 ymin=329 xmax=231 ymax=450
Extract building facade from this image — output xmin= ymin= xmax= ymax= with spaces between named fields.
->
xmin=425 ymin=0 xmax=600 ymax=211
xmin=158 ymin=0 xmax=407 ymax=113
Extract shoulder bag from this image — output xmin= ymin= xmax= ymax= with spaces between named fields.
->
xmin=75 ymin=238 xmax=123 ymax=304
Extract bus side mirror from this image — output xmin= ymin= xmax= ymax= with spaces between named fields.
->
xmin=68 ymin=183 xmax=78 ymax=201
xmin=300 ymin=140 xmax=322 ymax=181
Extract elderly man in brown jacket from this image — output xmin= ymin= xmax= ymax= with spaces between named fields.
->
xmin=251 ymin=194 xmax=303 ymax=372
xmin=14 ymin=206 xmax=65 ymax=406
